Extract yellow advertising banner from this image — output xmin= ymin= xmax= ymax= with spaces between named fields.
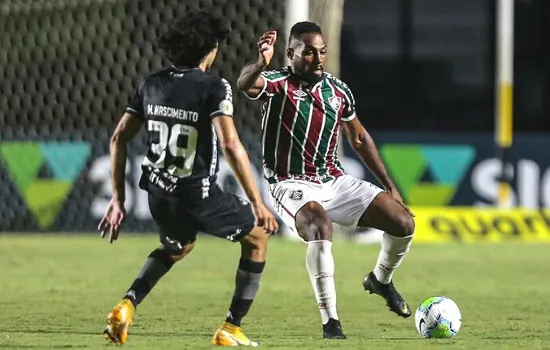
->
xmin=411 ymin=207 xmax=550 ymax=243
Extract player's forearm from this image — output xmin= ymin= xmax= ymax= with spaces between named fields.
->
xmin=109 ymin=135 xmax=127 ymax=203
xmin=236 ymin=59 xmax=266 ymax=92
xmin=222 ymin=142 xmax=262 ymax=205
xmin=352 ymin=131 xmax=396 ymax=191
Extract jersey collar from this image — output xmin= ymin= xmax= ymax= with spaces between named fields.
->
xmin=171 ymin=65 xmax=201 ymax=72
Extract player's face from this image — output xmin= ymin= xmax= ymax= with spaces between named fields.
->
xmin=289 ymin=33 xmax=327 ymax=82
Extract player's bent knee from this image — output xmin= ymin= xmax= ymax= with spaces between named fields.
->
xmin=302 ymin=201 xmax=324 ymax=215
xmin=395 ymin=214 xmax=415 ymax=237
xmin=241 ymin=227 xmax=268 ymax=249
xmin=316 ymin=219 xmax=333 ymax=240
xmin=295 ymin=201 xmax=333 ymax=241
xmin=167 ymin=242 xmax=196 ymax=262
xmin=246 ymin=226 xmax=269 ymax=243
xmin=295 ymin=222 xmax=332 ymax=241
xmin=240 ymin=228 xmax=268 ymax=261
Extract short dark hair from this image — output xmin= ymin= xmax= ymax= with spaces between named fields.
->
xmin=289 ymin=21 xmax=322 ymax=42
xmin=158 ymin=10 xmax=231 ymax=68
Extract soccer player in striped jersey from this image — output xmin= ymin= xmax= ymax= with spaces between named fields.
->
xmin=237 ymin=22 xmax=415 ymax=339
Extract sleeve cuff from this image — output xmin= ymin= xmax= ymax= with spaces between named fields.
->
xmin=243 ymin=75 xmax=268 ymax=100
xmin=210 ymin=110 xmax=233 ymax=118
xmin=210 ymin=99 xmax=234 ymax=118
xmin=126 ymin=107 xmax=144 ymax=119
xmin=341 ymin=112 xmax=356 ymax=122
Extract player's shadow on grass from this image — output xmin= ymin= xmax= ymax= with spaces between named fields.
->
xmin=381 ymin=336 xmax=526 ymax=341
xmin=0 ymin=328 xmax=206 ymax=338
xmin=377 ymin=337 xmax=426 ymax=340
xmin=0 ymin=329 xmax=99 ymax=336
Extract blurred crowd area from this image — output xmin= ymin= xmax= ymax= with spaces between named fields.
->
xmin=342 ymin=0 xmax=549 ymax=132
xmin=1 ymin=0 xmax=548 ymax=141
xmin=0 ymin=0 xmax=285 ymax=153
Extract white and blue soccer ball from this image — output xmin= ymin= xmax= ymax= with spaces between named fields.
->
xmin=415 ymin=296 xmax=461 ymax=338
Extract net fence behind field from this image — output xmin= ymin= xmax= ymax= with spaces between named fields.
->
xmin=0 ymin=0 xmax=287 ymax=231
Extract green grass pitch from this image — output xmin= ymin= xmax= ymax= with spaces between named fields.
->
xmin=0 ymin=234 xmax=549 ymax=349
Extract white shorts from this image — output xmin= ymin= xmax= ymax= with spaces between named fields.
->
xmin=269 ymin=174 xmax=384 ymax=235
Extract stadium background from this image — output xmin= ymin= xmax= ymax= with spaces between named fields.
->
xmin=1 ymin=0 xmax=549 ymax=242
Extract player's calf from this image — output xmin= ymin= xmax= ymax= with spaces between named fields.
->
xmin=213 ymin=227 xmax=267 ymax=346
xmin=358 ymin=192 xmax=414 ymax=318
xmin=362 ymin=220 xmax=413 ymax=320
xmin=295 ymin=202 xmax=346 ymax=339
xmin=104 ymin=241 xmax=195 ymax=344
xmin=226 ymin=228 xmax=268 ymax=328
xmin=123 ymin=242 xmax=195 ymax=307
xmin=370 ymin=215 xmax=414 ymax=288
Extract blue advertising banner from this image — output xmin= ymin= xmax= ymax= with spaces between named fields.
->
xmin=348 ymin=132 xmax=550 ymax=208
xmin=1 ymin=132 xmax=550 ymax=232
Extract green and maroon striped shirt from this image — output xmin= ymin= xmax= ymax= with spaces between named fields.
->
xmin=247 ymin=67 xmax=357 ymax=184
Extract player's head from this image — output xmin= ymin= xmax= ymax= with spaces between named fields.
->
xmin=158 ymin=10 xmax=231 ymax=70
xmin=287 ymin=21 xmax=326 ymax=82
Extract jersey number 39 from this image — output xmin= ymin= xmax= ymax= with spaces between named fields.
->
xmin=142 ymin=120 xmax=198 ymax=178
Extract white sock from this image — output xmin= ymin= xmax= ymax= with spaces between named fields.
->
xmin=306 ymin=240 xmax=338 ymax=324
xmin=373 ymin=233 xmax=414 ymax=284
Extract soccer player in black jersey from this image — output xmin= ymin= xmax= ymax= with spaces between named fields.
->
xmin=98 ymin=10 xmax=277 ymax=346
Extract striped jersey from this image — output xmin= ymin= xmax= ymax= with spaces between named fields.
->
xmin=247 ymin=67 xmax=356 ymax=184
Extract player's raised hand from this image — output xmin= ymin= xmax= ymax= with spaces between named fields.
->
xmin=257 ymin=31 xmax=277 ymax=67
xmin=98 ymin=198 xmax=127 ymax=243
xmin=252 ymin=202 xmax=279 ymax=234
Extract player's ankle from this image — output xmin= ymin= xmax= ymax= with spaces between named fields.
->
xmin=223 ymin=320 xmax=240 ymax=329
xmin=373 ymin=268 xmax=393 ymax=285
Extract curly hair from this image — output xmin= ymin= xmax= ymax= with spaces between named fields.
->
xmin=158 ymin=10 xmax=231 ymax=68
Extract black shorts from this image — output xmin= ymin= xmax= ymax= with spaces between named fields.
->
xmin=147 ymin=184 xmax=255 ymax=253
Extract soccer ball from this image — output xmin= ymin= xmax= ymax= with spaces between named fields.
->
xmin=414 ymin=296 xmax=461 ymax=338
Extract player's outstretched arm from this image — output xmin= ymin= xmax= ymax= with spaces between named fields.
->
xmin=342 ymin=118 xmax=394 ymax=189
xmin=98 ymin=113 xmax=144 ymax=242
xmin=109 ymin=113 xmax=143 ymax=202
xmin=342 ymin=118 xmax=413 ymax=216
xmin=236 ymin=31 xmax=277 ymax=98
xmin=212 ymin=115 xmax=278 ymax=233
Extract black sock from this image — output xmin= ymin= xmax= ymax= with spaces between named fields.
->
xmin=124 ymin=248 xmax=175 ymax=307
xmin=225 ymin=259 xmax=265 ymax=327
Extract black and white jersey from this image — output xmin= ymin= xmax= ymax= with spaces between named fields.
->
xmin=126 ymin=66 xmax=234 ymax=197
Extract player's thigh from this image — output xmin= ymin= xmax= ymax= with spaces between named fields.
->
xmin=147 ymin=193 xmax=199 ymax=255
xmin=325 ymin=175 xmax=384 ymax=227
xmin=269 ymin=180 xmax=329 ymax=241
xmin=358 ymin=191 xmax=415 ymax=237
xmin=188 ymin=185 xmax=256 ymax=243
